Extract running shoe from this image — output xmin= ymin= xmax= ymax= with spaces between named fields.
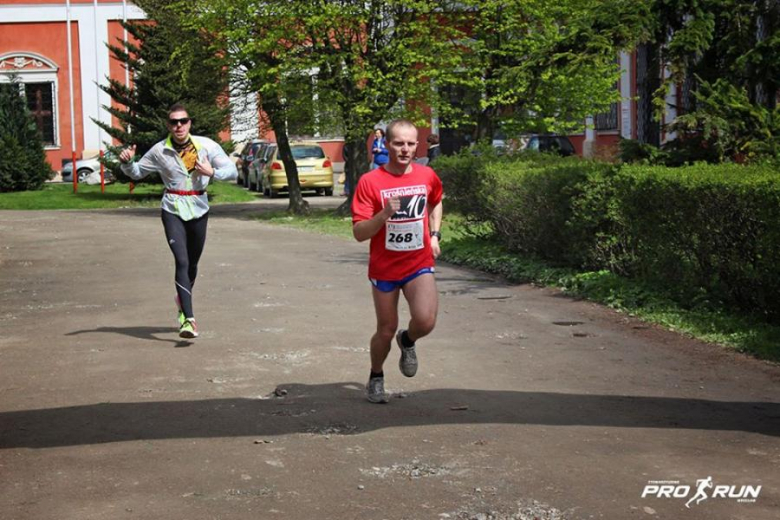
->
xmin=175 ymin=295 xmax=185 ymax=326
xmin=366 ymin=376 xmax=389 ymax=404
xmin=397 ymin=329 xmax=418 ymax=377
xmin=179 ymin=318 xmax=199 ymax=339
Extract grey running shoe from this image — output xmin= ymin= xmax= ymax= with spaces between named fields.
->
xmin=366 ymin=376 xmax=389 ymax=404
xmin=397 ymin=329 xmax=418 ymax=377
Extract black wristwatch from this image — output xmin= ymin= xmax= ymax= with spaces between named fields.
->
xmin=430 ymin=230 xmax=442 ymax=240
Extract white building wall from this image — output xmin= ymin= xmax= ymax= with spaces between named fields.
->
xmin=620 ymin=51 xmax=632 ymax=140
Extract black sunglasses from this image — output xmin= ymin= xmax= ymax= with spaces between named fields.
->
xmin=168 ymin=117 xmax=191 ymax=126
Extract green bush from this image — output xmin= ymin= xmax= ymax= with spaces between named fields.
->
xmin=436 ymin=151 xmax=780 ymax=322
xmin=432 ymin=145 xmax=503 ymax=217
xmin=0 ymin=82 xmax=54 ymax=192
xmin=607 ymin=163 xmax=780 ymax=320
xmin=480 ymin=158 xmax=611 ymax=264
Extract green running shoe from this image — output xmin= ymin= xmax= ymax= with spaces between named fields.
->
xmin=179 ymin=318 xmax=199 ymax=339
xmin=175 ymin=295 xmax=186 ymax=326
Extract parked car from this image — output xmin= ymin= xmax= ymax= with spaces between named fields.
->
xmin=260 ymin=142 xmax=334 ymax=197
xmin=61 ymin=152 xmax=116 ymax=183
xmin=247 ymin=142 xmax=277 ymax=192
xmin=235 ymin=139 xmax=269 ymax=187
xmin=518 ymin=135 xmax=576 ymax=156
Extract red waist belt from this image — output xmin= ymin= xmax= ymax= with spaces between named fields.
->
xmin=165 ymin=189 xmax=206 ymax=196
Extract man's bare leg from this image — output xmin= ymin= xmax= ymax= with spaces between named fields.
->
xmin=370 ymin=286 xmax=400 ymax=373
xmin=402 ymin=273 xmax=438 ymax=343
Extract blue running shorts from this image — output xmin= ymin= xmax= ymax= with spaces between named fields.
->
xmin=370 ymin=267 xmax=435 ymax=293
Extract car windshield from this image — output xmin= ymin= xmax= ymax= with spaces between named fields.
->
xmin=253 ymin=144 xmax=267 ymax=159
xmin=292 ymin=146 xmax=325 ymax=160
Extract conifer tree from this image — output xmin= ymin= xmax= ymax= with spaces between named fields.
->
xmin=96 ymin=0 xmax=231 ymax=181
xmin=0 ymin=80 xmax=54 ymax=192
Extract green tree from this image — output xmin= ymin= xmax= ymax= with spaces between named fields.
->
xmin=182 ymin=0 xmax=459 ymax=213
xmin=97 ymin=0 xmax=231 ymax=182
xmin=180 ymin=0 xmax=315 ymax=213
xmin=297 ymin=1 xmax=462 ymax=211
xmin=0 ymin=79 xmax=54 ymax=192
xmin=635 ymin=0 xmax=779 ymax=158
xmin=442 ymin=0 xmax=650 ymax=141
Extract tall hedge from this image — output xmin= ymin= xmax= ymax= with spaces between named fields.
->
xmin=605 ymin=164 xmax=780 ymax=318
xmin=0 ymin=82 xmax=53 ymax=192
xmin=436 ymin=154 xmax=780 ymax=321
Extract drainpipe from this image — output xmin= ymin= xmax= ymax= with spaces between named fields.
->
xmin=66 ymin=0 xmax=77 ymax=193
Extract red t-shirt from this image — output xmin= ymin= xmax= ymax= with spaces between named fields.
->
xmin=352 ymin=163 xmax=443 ymax=280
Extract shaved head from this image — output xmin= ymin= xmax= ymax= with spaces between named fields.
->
xmin=386 ymin=119 xmax=417 ymax=142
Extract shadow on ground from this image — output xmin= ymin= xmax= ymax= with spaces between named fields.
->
xmin=2 ymin=382 xmax=777 ymax=449
xmin=66 ymin=326 xmax=192 ymax=347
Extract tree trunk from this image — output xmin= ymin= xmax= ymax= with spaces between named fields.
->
xmin=335 ymin=136 xmax=370 ymax=216
xmin=636 ymin=42 xmax=662 ymax=147
xmin=262 ymin=98 xmax=309 ymax=215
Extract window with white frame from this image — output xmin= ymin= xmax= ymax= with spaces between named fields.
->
xmin=24 ymin=82 xmax=57 ymax=145
xmin=0 ymin=52 xmax=60 ymax=148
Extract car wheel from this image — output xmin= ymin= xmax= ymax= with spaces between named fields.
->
xmin=324 ymin=187 xmax=334 ymax=196
xmin=77 ymin=168 xmax=92 ymax=183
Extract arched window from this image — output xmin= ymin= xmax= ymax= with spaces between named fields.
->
xmin=0 ymin=53 xmax=60 ymax=148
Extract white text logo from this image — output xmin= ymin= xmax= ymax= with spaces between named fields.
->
xmin=641 ymin=477 xmax=761 ymax=507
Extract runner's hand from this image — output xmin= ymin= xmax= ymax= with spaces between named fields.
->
xmin=119 ymin=145 xmax=136 ymax=164
xmin=195 ymin=156 xmax=214 ymax=177
xmin=431 ymin=236 xmax=441 ymax=259
xmin=382 ymin=196 xmax=401 ymax=219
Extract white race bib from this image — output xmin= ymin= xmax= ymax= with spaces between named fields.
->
xmin=385 ymin=220 xmax=424 ymax=251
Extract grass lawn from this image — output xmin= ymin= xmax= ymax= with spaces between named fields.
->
xmin=252 ymin=209 xmax=355 ymax=238
xmin=0 ymin=181 xmax=256 ymax=210
xmin=255 ymin=209 xmax=780 ymax=362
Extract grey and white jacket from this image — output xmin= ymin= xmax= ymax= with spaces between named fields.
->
xmin=120 ymin=135 xmax=238 ymax=220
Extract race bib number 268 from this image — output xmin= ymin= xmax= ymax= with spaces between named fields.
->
xmin=386 ymin=220 xmax=424 ymax=251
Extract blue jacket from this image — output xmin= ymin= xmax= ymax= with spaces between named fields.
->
xmin=372 ymin=137 xmax=389 ymax=165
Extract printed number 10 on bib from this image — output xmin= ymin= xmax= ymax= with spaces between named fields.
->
xmin=382 ymin=185 xmax=428 ymax=252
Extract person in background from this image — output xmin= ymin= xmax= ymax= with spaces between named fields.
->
xmin=426 ymin=134 xmax=442 ymax=164
xmin=371 ymin=128 xmax=389 ymax=170
xmin=118 ymin=103 xmax=237 ymax=339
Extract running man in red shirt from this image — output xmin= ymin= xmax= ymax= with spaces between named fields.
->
xmin=352 ymin=119 xmax=443 ymax=403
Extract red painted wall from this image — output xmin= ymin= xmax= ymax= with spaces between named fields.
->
xmin=107 ymin=20 xmax=134 ymax=145
xmin=0 ymin=21 xmax=84 ymax=168
xmin=568 ymin=135 xmax=586 ymax=156
xmin=318 ymin=141 xmax=344 ymax=163
xmin=0 ymin=0 xmax=119 ymax=4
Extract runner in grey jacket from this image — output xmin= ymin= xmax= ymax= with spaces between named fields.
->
xmin=118 ymin=103 xmax=237 ymax=338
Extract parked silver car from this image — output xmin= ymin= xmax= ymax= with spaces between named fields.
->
xmin=61 ymin=152 xmax=116 ymax=183
xmin=247 ymin=142 xmax=277 ymax=192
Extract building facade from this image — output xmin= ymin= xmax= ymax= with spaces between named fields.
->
xmin=0 ymin=0 xmax=146 ymax=169
xmin=1 ymin=2 xmax=680 ymax=170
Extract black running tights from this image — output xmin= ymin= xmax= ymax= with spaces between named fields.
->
xmin=161 ymin=210 xmax=208 ymax=319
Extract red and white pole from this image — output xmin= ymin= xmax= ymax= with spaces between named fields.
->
xmin=66 ymin=0 xmax=77 ymax=193
xmin=100 ymin=150 xmax=105 ymax=193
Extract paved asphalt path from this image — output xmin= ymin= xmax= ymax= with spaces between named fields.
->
xmin=1 ymin=197 xmax=778 ymax=520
